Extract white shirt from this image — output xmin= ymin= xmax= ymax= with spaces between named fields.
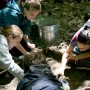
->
xmin=0 ymin=34 xmax=24 ymax=79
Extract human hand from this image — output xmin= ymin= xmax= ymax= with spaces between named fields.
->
xmin=27 ymin=43 xmax=36 ymax=50
xmin=67 ymin=54 xmax=76 ymax=60
xmin=52 ymin=67 xmax=65 ymax=78
xmin=52 ymin=67 xmax=70 ymax=81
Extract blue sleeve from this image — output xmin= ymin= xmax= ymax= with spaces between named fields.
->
xmin=5 ymin=13 xmax=31 ymax=35
xmin=1 ymin=7 xmax=31 ymax=35
xmin=5 ymin=11 xmax=20 ymax=26
xmin=0 ymin=9 xmax=20 ymax=27
xmin=0 ymin=6 xmax=20 ymax=26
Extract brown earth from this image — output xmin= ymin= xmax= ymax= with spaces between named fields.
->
xmin=0 ymin=46 xmax=90 ymax=90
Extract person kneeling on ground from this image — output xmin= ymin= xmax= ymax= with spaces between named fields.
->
xmin=54 ymin=19 xmax=90 ymax=77
xmin=0 ymin=0 xmax=41 ymax=57
xmin=0 ymin=25 xmax=24 ymax=79
xmin=17 ymin=52 xmax=70 ymax=90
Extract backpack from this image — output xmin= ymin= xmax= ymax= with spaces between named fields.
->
xmin=17 ymin=64 xmax=70 ymax=90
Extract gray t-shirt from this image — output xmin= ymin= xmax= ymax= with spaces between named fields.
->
xmin=0 ymin=34 xmax=24 ymax=79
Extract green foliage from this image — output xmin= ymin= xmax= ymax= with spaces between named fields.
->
xmin=34 ymin=1 xmax=90 ymax=47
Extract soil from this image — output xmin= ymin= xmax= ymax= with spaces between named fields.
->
xmin=0 ymin=47 xmax=90 ymax=90
xmin=0 ymin=0 xmax=90 ymax=90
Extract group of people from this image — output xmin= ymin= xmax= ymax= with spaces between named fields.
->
xmin=0 ymin=0 xmax=41 ymax=79
xmin=0 ymin=0 xmax=90 ymax=90
xmin=54 ymin=19 xmax=90 ymax=76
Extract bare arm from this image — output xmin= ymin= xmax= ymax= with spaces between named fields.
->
xmin=23 ymin=35 xmax=35 ymax=50
xmin=15 ymin=42 xmax=29 ymax=55
xmin=68 ymin=51 xmax=90 ymax=60
xmin=77 ymin=52 xmax=90 ymax=59
xmin=53 ymin=44 xmax=74 ymax=76
xmin=60 ymin=45 xmax=74 ymax=71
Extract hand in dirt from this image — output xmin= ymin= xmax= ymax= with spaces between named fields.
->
xmin=59 ymin=75 xmax=70 ymax=81
xmin=53 ymin=67 xmax=64 ymax=78
xmin=67 ymin=54 xmax=76 ymax=60
xmin=54 ymin=68 xmax=69 ymax=80
xmin=27 ymin=43 xmax=36 ymax=50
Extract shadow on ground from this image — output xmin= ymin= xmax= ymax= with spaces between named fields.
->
xmin=0 ymin=72 xmax=14 ymax=85
xmin=65 ymin=69 xmax=90 ymax=90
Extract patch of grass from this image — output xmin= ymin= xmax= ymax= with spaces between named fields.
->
xmin=34 ymin=1 xmax=90 ymax=47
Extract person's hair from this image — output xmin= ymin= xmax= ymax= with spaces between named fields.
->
xmin=77 ymin=26 xmax=90 ymax=45
xmin=22 ymin=52 xmax=47 ymax=73
xmin=20 ymin=0 xmax=41 ymax=11
xmin=0 ymin=25 xmax=23 ymax=38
